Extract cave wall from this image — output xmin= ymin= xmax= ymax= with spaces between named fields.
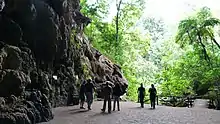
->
xmin=0 ymin=0 xmax=128 ymax=123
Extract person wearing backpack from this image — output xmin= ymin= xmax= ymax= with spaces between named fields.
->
xmin=149 ymin=84 xmax=157 ymax=109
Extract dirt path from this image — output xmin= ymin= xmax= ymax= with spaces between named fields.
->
xmin=41 ymin=101 xmax=220 ymax=124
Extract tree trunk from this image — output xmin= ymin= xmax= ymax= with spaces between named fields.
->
xmin=115 ymin=0 xmax=122 ymax=58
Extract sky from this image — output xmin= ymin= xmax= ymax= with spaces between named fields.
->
xmin=143 ymin=0 xmax=220 ymax=35
xmin=143 ymin=0 xmax=220 ymax=26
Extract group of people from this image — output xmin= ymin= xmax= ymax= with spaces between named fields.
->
xmin=138 ymin=83 xmax=157 ymax=109
xmin=79 ymin=79 xmax=157 ymax=114
xmin=79 ymin=79 xmax=121 ymax=113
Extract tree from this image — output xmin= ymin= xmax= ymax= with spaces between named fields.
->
xmin=176 ymin=7 xmax=220 ymax=62
xmin=115 ymin=0 xmax=123 ymax=58
xmin=159 ymin=7 xmax=220 ymax=100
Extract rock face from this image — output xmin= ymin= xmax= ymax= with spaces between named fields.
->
xmin=0 ymin=0 xmax=128 ymax=123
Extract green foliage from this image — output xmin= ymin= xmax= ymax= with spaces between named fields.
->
xmin=160 ymin=46 xmax=220 ymax=97
xmin=176 ymin=7 xmax=220 ymax=62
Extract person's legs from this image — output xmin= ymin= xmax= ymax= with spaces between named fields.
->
xmin=80 ymin=100 xmax=85 ymax=108
xmin=85 ymin=92 xmax=89 ymax=108
xmin=80 ymin=99 xmax=82 ymax=107
xmin=108 ymin=96 xmax=111 ymax=113
xmin=152 ymin=97 xmax=156 ymax=109
xmin=89 ymin=92 xmax=94 ymax=110
xmin=91 ymin=92 xmax=93 ymax=104
xmin=140 ymin=97 xmax=144 ymax=108
xmin=102 ymin=96 xmax=107 ymax=112
xmin=141 ymin=101 xmax=144 ymax=108
xmin=150 ymin=99 xmax=153 ymax=108
xmin=86 ymin=92 xmax=92 ymax=110
xmin=80 ymin=95 xmax=85 ymax=109
xmin=89 ymin=92 xmax=93 ymax=109
xmin=117 ymin=96 xmax=120 ymax=111
xmin=113 ymin=96 xmax=116 ymax=111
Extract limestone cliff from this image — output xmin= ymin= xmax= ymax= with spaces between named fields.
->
xmin=0 ymin=0 xmax=128 ymax=123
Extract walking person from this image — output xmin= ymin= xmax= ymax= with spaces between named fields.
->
xmin=113 ymin=83 xmax=121 ymax=111
xmin=138 ymin=83 xmax=145 ymax=108
xmin=85 ymin=79 xmax=95 ymax=110
xmin=149 ymin=84 xmax=157 ymax=109
xmin=79 ymin=80 xmax=86 ymax=109
xmin=101 ymin=81 xmax=113 ymax=113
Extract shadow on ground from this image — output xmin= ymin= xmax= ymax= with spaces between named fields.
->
xmin=69 ymin=108 xmax=89 ymax=114
xmin=129 ymin=107 xmax=157 ymax=110
xmin=89 ymin=111 xmax=116 ymax=117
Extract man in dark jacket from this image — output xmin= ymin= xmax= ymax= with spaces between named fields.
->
xmin=85 ymin=79 xmax=95 ymax=110
xmin=101 ymin=81 xmax=113 ymax=113
xmin=79 ymin=80 xmax=86 ymax=109
xmin=149 ymin=84 xmax=157 ymax=109
xmin=113 ymin=83 xmax=121 ymax=111
xmin=138 ymin=83 xmax=145 ymax=108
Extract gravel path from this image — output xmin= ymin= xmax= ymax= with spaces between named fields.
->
xmin=41 ymin=101 xmax=220 ymax=124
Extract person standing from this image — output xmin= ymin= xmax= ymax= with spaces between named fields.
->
xmin=85 ymin=79 xmax=95 ymax=110
xmin=113 ymin=83 xmax=121 ymax=111
xmin=101 ymin=81 xmax=113 ymax=113
xmin=149 ymin=84 xmax=157 ymax=109
xmin=79 ymin=80 xmax=86 ymax=109
xmin=138 ymin=83 xmax=145 ymax=108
